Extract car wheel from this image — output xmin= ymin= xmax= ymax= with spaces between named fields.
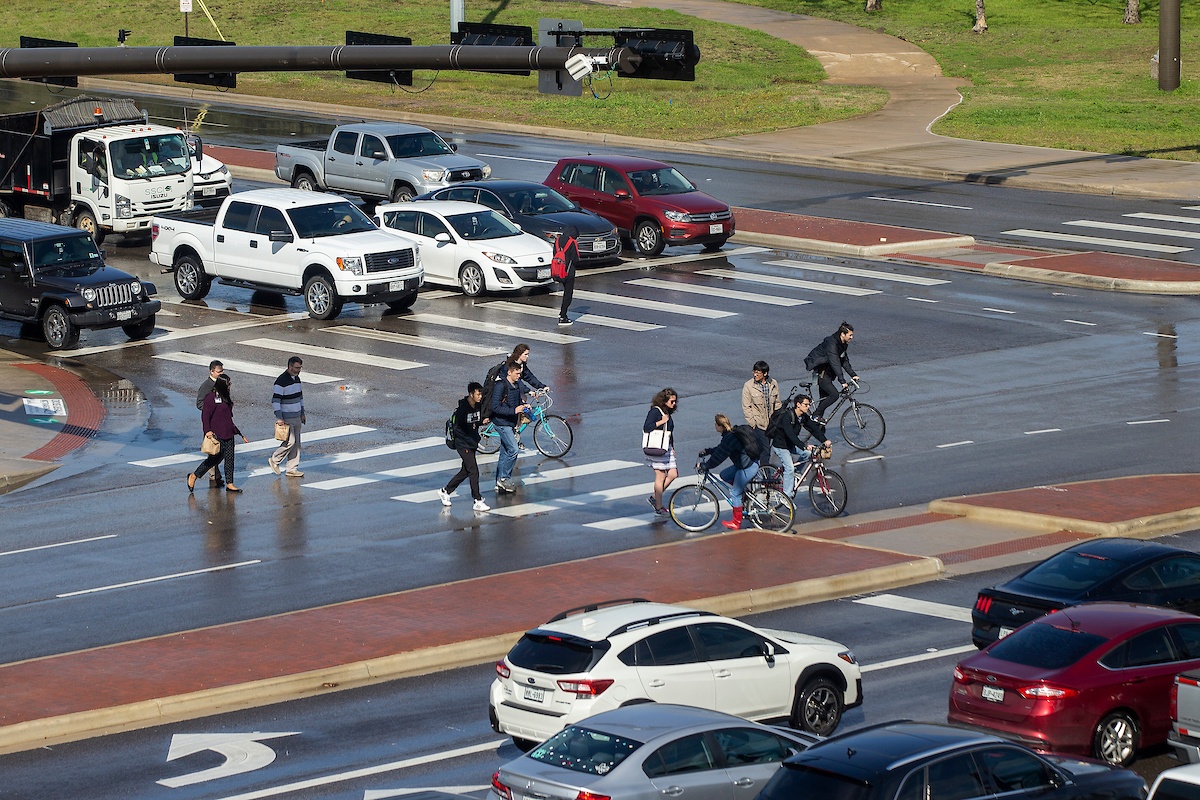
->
xmin=42 ymin=305 xmax=79 ymax=349
xmin=292 ymin=171 xmax=320 ymax=192
xmin=459 ymin=263 xmax=485 ymax=297
xmin=1093 ymin=711 xmax=1139 ymax=766
xmin=633 ymin=220 xmax=665 ymax=257
xmin=304 ymin=273 xmax=344 ymax=320
xmin=390 ymin=183 xmax=416 ymax=203
xmin=173 ymin=254 xmax=212 ymax=300
xmin=385 ymin=291 xmax=418 ymax=311
xmin=122 ymin=315 xmax=156 ymax=340
xmin=512 ymin=737 xmax=537 ymax=752
xmin=74 ymin=208 xmax=105 ymax=245
xmin=703 ymin=238 xmax=729 ymax=252
xmin=793 ymin=676 xmax=844 ymax=736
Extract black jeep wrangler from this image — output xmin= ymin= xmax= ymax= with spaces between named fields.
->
xmin=0 ymin=218 xmax=160 ymax=348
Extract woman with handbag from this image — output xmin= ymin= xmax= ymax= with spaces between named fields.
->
xmin=189 ymin=374 xmax=250 ymax=493
xmin=643 ymin=388 xmax=678 ymax=516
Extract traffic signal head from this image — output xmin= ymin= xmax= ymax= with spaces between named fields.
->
xmin=614 ymin=28 xmax=699 ymax=81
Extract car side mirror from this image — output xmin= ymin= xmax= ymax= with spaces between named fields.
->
xmin=434 ymin=232 xmax=452 ymax=244
xmin=1048 ymin=771 xmax=1065 ymax=789
xmin=762 ymin=641 xmax=776 ymax=665
xmin=449 ymin=143 xmax=458 ymax=152
xmin=614 ymin=189 xmax=631 ymax=200
xmin=268 ymin=230 xmax=294 ymax=243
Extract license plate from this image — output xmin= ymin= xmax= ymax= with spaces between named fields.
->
xmin=982 ymin=685 xmax=1004 ymax=703
xmin=523 ymin=686 xmax=546 ymax=703
xmin=116 ymin=309 xmax=134 ymax=321
xmin=709 ymin=223 xmax=723 ymax=234
xmin=537 ymin=268 xmax=550 ymax=280
xmin=388 ymin=280 xmax=404 ymax=291
xmin=592 ymin=241 xmax=607 ymax=252
xmin=998 ymin=626 xmax=1014 ymax=639
xmin=202 ymin=187 xmax=216 ymax=196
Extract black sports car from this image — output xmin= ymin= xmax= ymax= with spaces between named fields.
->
xmin=971 ymin=537 xmax=1200 ymax=647
xmin=416 ymin=180 xmax=621 ymax=263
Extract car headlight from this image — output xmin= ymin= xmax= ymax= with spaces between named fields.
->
xmin=336 ymin=256 xmax=365 ymax=275
xmin=482 ymin=164 xmax=492 ymax=179
xmin=422 ymin=168 xmax=448 ymax=182
xmin=662 ymin=209 xmax=689 ymax=222
xmin=115 ymin=195 xmax=132 ymax=219
xmin=82 ymin=288 xmax=97 ymax=302
xmin=838 ymin=650 xmax=858 ymax=665
xmin=130 ymin=281 xmax=143 ymax=296
xmin=217 ymin=165 xmax=229 ymax=175
xmin=482 ymin=251 xmax=516 ymax=265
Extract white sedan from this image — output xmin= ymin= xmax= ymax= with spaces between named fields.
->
xmin=374 ymin=200 xmax=554 ymax=296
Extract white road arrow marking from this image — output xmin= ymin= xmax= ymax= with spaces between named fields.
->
xmin=157 ymin=731 xmax=300 ymax=788
xmin=363 ymin=785 xmax=490 ymax=800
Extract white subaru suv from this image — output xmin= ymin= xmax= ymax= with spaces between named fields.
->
xmin=488 ymin=599 xmax=862 ymax=749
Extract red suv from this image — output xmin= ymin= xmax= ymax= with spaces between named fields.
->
xmin=544 ymin=156 xmax=735 ymax=257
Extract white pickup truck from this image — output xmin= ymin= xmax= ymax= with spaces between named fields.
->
xmin=1149 ymin=763 xmax=1200 ymax=800
xmin=149 ymin=188 xmax=423 ymax=319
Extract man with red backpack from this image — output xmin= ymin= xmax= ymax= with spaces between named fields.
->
xmin=552 ymin=225 xmax=580 ymax=325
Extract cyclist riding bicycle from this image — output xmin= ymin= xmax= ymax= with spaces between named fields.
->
xmin=699 ymin=413 xmax=760 ymax=530
xmin=769 ymin=395 xmax=832 ymax=498
xmin=804 ymin=321 xmax=860 ymax=422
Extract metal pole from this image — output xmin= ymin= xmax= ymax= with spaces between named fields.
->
xmin=1159 ymin=0 xmax=1180 ymax=91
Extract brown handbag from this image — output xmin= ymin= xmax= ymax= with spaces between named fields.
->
xmin=274 ymin=420 xmax=290 ymax=441
xmin=201 ymin=431 xmax=221 ymax=455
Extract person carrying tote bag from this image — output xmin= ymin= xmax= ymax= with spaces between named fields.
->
xmin=643 ymin=388 xmax=678 ymax=516
xmin=188 ymin=374 xmax=250 ymax=494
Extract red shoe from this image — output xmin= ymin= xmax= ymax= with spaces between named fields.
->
xmin=721 ymin=506 xmax=743 ymax=530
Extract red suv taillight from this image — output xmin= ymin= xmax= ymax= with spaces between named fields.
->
xmin=1018 ymin=683 xmax=1078 ymax=700
xmin=495 ymin=660 xmax=511 ymax=679
xmin=952 ymin=666 xmax=969 ymax=684
xmin=557 ymin=678 xmax=614 ymax=697
xmin=577 ymin=792 xmax=610 ymax=800
xmin=492 ymin=771 xmax=512 ymax=800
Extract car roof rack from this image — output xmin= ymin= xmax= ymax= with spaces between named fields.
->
xmin=608 ymin=609 xmax=716 ymax=637
xmin=547 ymin=598 xmax=652 ymax=623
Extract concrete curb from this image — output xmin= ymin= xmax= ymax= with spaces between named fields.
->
xmin=732 ymin=230 xmax=977 ymax=259
xmin=982 ymin=261 xmax=1200 ymax=295
xmin=928 ymin=498 xmax=1200 ymax=539
xmin=0 ymin=458 xmax=58 ymax=496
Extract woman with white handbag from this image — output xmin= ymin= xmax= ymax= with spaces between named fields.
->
xmin=642 ymin=388 xmax=678 ymax=516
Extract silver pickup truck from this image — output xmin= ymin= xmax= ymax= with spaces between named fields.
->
xmin=275 ymin=122 xmax=491 ymax=203
xmin=1172 ymin=671 xmax=1200 ymax=762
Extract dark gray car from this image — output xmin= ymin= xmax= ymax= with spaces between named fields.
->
xmin=489 ymin=704 xmax=818 ymax=800
xmin=418 ymin=180 xmax=621 ymax=263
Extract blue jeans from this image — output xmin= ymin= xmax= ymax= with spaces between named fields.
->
xmin=772 ymin=446 xmax=797 ymax=496
xmin=497 ymin=425 xmax=518 ymax=481
xmin=720 ymin=463 xmax=759 ymax=507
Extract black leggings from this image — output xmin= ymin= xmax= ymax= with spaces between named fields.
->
xmin=445 ymin=447 xmax=481 ymax=500
xmin=815 ymin=370 xmax=840 ymax=420
xmin=194 ymin=438 xmax=235 ymax=485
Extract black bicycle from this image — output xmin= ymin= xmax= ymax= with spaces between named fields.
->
xmin=801 ymin=378 xmax=885 ymax=451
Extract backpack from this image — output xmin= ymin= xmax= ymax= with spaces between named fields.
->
xmin=483 ymin=360 xmax=507 ymax=394
xmin=551 ymin=234 xmax=576 ymax=281
xmin=444 ymin=411 xmax=457 ymax=449
xmin=731 ymin=424 xmax=762 ymax=461
xmin=765 ymin=406 xmax=788 ymax=440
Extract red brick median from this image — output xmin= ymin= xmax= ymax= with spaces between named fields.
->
xmin=947 ymin=475 xmax=1200 ymax=524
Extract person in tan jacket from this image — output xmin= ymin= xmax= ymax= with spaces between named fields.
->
xmin=741 ymin=360 xmax=780 ymax=467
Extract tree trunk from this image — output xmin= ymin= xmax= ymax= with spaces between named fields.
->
xmin=973 ymin=0 xmax=988 ymax=32
xmin=1124 ymin=0 xmax=1141 ymax=24
xmin=865 ymin=0 xmax=882 ymax=11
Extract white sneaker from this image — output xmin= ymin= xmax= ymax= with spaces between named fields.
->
xmin=437 ymin=488 xmax=453 ymax=507
xmin=473 ymin=499 xmax=491 ymax=512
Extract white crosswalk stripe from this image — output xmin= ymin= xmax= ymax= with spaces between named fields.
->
xmin=243 ymin=436 xmax=446 ymax=478
xmin=482 ymin=300 xmax=664 ymax=331
xmin=403 ymin=313 xmax=587 ymax=343
xmin=302 ymin=452 xmax=513 ymax=490
xmin=127 ymin=425 xmax=375 ymax=467
xmin=68 ymin=312 xmax=312 ymax=357
xmin=580 ymin=246 xmax=770 ymax=276
xmin=1126 ymin=212 xmax=1200 ymax=225
xmin=239 ymin=338 xmax=426 ymax=371
xmin=325 ymin=326 xmax=507 ymax=356
xmin=153 ymin=352 xmax=342 ymax=384
xmin=765 ymin=259 xmax=950 ymax=286
xmin=626 ymin=278 xmax=811 ymax=306
xmin=565 ymin=289 xmax=735 ymax=318
xmin=465 ymin=467 xmax=646 ymax=515
xmin=853 ymin=593 xmax=972 ymax=623
xmin=698 ymin=268 xmax=881 ymax=296
xmin=1002 ymin=229 xmax=1191 ymax=254
xmin=1065 ymin=219 xmax=1200 ymax=240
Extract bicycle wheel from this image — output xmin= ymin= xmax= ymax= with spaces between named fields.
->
xmin=669 ymin=484 xmax=720 ymax=532
xmin=477 ymin=423 xmax=500 ymax=455
xmin=808 ymin=467 xmax=848 ymax=518
xmin=746 ymin=485 xmax=795 ymax=531
xmin=840 ymin=402 xmax=885 ymax=450
xmin=533 ymin=414 xmax=573 ymax=457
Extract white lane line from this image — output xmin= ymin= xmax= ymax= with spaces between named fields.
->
xmin=862 ymin=645 xmax=977 ymax=673
xmin=239 ymin=338 xmax=426 ymax=371
xmin=1128 ymin=419 xmax=1169 ymax=425
xmin=868 ymin=196 xmax=972 ymax=210
xmin=0 ymin=534 xmax=117 ymax=558
xmin=846 ymin=454 xmax=884 ymax=463
xmin=982 ymin=307 xmax=1016 ymax=314
xmin=474 ymin=152 xmax=556 ymax=164
xmin=564 ymin=289 xmax=736 ymax=318
xmin=153 ymin=352 xmax=341 ymax=384
xmin=1024 ymin=428 xmax=1061 ymax=435
xmin=396 ymin=461 xmax=643 ymax=505
xmin=482 ymin=300 xmax=664 ymax=331
xmin=128 ymin=425 xmax=374 ymax=468
xmin=1066 ymin=219 xmax=1200 ymax=240
xmin=699 ymin=268 xmax=880 ymax=297
xmin=243 ymin=437 xmax=447 ymax=479
xmin=854 ymin=594 xmax=973 ymax=623
xmin=1064 ymin=319 xmax=1096 ymax=326
xmin=486 ymin=480 xmax=650 ymax=517
xmin=627 ymin=277 xmax=812 ymax=307
xmin=1126 ymin=212 xmax=1200 ymax=225
xmin=212 ymin=740 xmax=504 ymax=800
xmin=766 ymin=259 xmax=950 ymax=286
xmin=908 ymin=297 xmax=939 ymax=303
xmin=326 ymin=326 xmax=508 ymax=356
xmin=1002 ymin=229 xmax=1191 ymax=254
xmin=936 ymin=441 xmax=974 ymax=448
xmin=404 ymin=313 xmax=587 ymax=343
xmin=1144 ymin=331 xmax=1179 ymax=339
xmin=364 ymin=786 xmax=491 ymax=800
xmin=57 ymin=560 xmax=261 ymax=597
xmin=68 ymin=312 xmax=312 ymax=356
xmin=586 ymin=513 xmax=662 ymax=531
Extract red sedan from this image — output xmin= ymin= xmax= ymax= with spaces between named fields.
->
xmin=948 ymin=602 xmax=1200 ymax=766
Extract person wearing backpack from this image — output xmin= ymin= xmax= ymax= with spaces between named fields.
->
xmin=438 ymin=381 xmax=490 ymax=512
xmin=552 ymin=225 xmax=580 ymax=325
xmin=769 ymin=394 xmax=832 ymax=497
xmin=741 ymin=360 xmax=780 ymax=467
xmin=804 ymin=321 xmax=859 ymax=422
xmin=491 ymin=361 xmax=531 ymax=493
xmin=699 ymin=413 xmax=761 ymax=530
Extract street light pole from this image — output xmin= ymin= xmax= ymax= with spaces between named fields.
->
xmin=1159 ymin=0 xmax=1180 ymax=91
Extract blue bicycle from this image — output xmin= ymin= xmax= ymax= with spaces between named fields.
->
xmin=476 ymin=389 xmax=574 ymax=458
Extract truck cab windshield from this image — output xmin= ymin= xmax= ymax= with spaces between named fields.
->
xmin=112 ymin=134 xmax=191 ymax=179
xmin=32 ymin=237 xmax=101 ymax=271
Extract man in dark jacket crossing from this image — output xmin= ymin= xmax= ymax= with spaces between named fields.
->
xmin=439 ymin=382 xmax=490 ymax=512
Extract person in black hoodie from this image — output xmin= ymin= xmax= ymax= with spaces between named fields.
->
xmin=769 ymin=395 xmax=832 ymax=497
xmin=700 ymin=413 xmax=760 ymax=530
xmin=438 ymin=382 xmax=490 ymax=512
xmin=804 ymin=321 xmax=859 ymax=422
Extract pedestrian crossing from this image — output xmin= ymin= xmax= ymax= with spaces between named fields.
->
xmin=1004 ymin=204 xmax=1200 ymax=254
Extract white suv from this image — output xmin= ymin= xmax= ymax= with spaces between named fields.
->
xmin=488 ymin=599 xmax=862 ymax=749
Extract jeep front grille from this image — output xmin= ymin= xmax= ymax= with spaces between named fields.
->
xmin=95 ymin=283 xmax=133 ymax=307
